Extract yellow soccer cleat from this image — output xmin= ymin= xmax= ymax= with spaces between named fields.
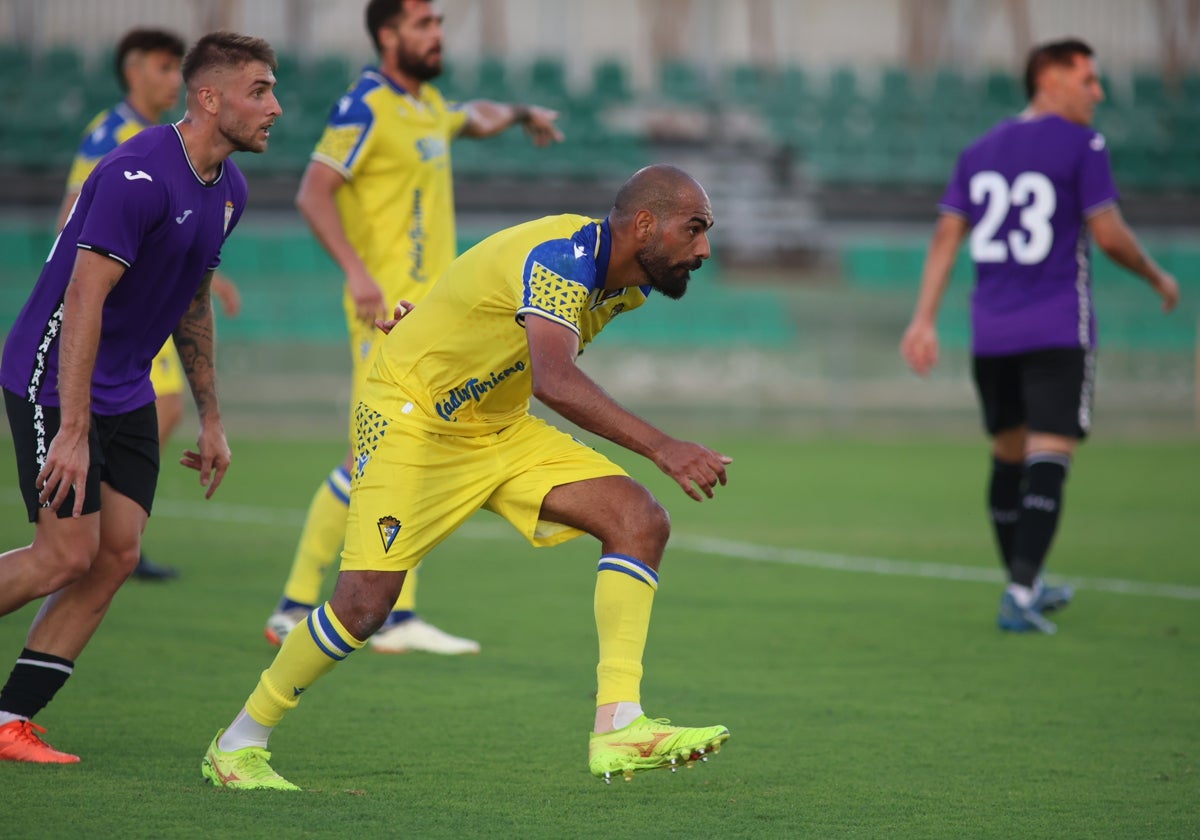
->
xmin=588 ymin=715 xmax=730 ymax=783
xmin=201 ymin=729 xmax=300 ymax=791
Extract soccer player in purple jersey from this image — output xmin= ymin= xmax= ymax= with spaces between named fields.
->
xmin=0 ymin=32 xmax=281 ymax=764
xmin=900 ymin=38 xmax=1179 ymax=634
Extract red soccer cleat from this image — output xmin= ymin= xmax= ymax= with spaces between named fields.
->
xmin=0 ymin=719 xmax=81 ymax=764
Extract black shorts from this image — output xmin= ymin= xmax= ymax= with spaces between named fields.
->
xmin=4 ymin=389 xmax=159 ymax=523
xmin=971 ymin=348 xmax=1094 ymax=439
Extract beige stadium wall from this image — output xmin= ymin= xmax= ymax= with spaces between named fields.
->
xmin=0 ymin=0 xmax=1177 ymax=83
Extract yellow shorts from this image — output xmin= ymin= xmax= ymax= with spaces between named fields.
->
xmin=345 ymin=301 xmax=385 ymax=447
xmin=342 ymin=407 xmax=627 ymax=572
xmin=149 ymin=342 xmax=184 ymax=398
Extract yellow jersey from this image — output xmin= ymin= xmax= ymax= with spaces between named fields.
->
xmin=362 ymin=214 xmax=649 ymax=436
xmin=311 ymin=67 xmax=468 ymax=305
xmin=65 ymin=100 xmax=155 ymax=191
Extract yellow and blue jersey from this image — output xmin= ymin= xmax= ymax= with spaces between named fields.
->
xmin=311 ymin=67 xmax=468 ymax=306
xmin=65 ymin=100 xmax=155 ymax=191
xmin=362 ymin=214 xmax=649 ymax=436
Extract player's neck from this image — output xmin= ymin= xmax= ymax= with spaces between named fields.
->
xmin=126 ymin=92 xmax=166 ymax=126
xmin=380 ymin=64 xmax=422 ymax=97
xmin=174 ymin=116 xmax=228 ymax=183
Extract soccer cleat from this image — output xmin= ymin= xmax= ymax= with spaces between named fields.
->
xmin=131 ymin=553 xmax=179 ymax=581
xmin=588 ymin=715 xmax=730 ymax=783
xmin=369 ymin=617 xmax=481 ymax=655
xmin=264 ymin=607 xmax=311 ymax=646
xmin=201 ymin=730 xmax=299 ymax=791
xmin=0 ymin=719 xmax=80 ymax=764
xmin=1034 ymin=581 xmax=1074 ymax=614
xmin=997 ymin=591 xmax=1057 ymax=634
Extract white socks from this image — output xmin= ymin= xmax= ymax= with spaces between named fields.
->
xmin=612 ymin=702 xmax=644 ymax=730
xmin=1007 ymin=583 xmax=1036 ymax=608
xmin=219 ymin=708 xmax=274 ymax=751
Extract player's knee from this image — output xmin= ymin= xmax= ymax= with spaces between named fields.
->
xmin=107 ymin=544 xmax=142 ymax=579
xmin=621 ymin=493 xmax=671 ymax=557
xmin=34 ymin=544 xmax=96 ymax=593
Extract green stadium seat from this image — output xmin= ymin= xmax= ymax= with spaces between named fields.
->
xmin=474 ymin=55 xmax=510 ymax=101
xmin=658 ymin=59 xmax=706 ymax=103
xmin=1131 ymin=70 xmax=1169 ymax=108
xmin=591 ymin=58 xmax=632 ymax=104
xmin=981 ymin=70 xmax=1022 ymax=109
xmin=528 ymin=56 xmax=569 ymax=105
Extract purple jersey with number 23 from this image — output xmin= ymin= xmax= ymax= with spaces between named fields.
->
xmin=939 ymin=113 xmax=1119 ymax=356
xmin=1 ymin=124 xmax=246 ymax=415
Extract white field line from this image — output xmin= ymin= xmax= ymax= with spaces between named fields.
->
xmin=7 ymin=493 xmax=1200 ymax=602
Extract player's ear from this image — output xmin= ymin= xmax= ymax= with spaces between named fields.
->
xmin=194 ymin=82 xmax=220 ymax=116
xmin=633 ymin=208 xmax=657 ymax=240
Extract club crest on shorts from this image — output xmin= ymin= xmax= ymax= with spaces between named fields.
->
xmin=377 ymin=515 xmax=402 ymax=552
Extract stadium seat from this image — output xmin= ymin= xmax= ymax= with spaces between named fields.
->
xmin=658 ymin=59 xmax=707 ymax=103
xmin=474 ymin=55 xmax=511 ymax=101
xmin=591 ymin=58 xmax=632 ymax=104
xmin=527 ymin=56 xmax=570 ymax=105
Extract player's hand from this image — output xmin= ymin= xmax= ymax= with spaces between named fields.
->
xmin=900 ymin=320 xmax=940 ymax=377
xmin=521 ymin=106 xmax=564 ymax=147
xmin=36 ymin=429 xmax=91 ymax=517
xmin=653 ymin=439 xmax=732 ymax=502
xmin=347 ymin=267 xmax=388 ymax=324
xmin=211 ymin=274 xmax=242 ymax=317
xmin=375 ymin=300 xmax=415 ymax=334
xmin=1153 ymin=271 xmax=1180 ymax=313
xmin=180 ymin=422 xmax=231 ymax=499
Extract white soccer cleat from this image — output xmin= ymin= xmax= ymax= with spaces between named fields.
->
xmin=369 ymin=617 xmax=480 ymax=655
xmin=264 ymin=607 xmax=311 ymax=647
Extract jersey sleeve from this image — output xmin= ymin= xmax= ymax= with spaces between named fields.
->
xmin=310 ymin=90 xmax=376 ymax=179
xmin=517 ymin=240 xmax=599 ymax=335
xmin=937 ymin=153 xmax=970 ymax=219
xmin=445 ymin=101 xmax=469 ymax=138
xmin=1078 ymin=131 xmax=1119 ymax=217
xmin=75 ymin=165 xmax=168 ymax=268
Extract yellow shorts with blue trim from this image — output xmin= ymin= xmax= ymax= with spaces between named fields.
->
xmin=149 ymin=342 xmax=184 ymax=398
xmin=341 ymin=406 xmax=627 ymax=573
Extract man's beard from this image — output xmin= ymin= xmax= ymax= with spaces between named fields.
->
xmin=636 ymin=248 xmax=697 ymax=300
xmin=398 ymin=48 xmax=441 ymax=82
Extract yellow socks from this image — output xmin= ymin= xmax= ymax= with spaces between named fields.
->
xmin=594 ymin=555 xmax=659 ymax=706
xmin=244 ymin=602 xmax=365 ymax=728
xmin=282 ymin=467 xmax=352 ymax=606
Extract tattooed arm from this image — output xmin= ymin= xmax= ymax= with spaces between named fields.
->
xmin=174 ymin=270 xmax=231 ymax=498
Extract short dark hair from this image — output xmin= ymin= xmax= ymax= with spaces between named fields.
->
xmin=1023 ymin=38 xmax=1094 ymax=101
xmin=182 ymin=31 xmax=278 ymax=86
xmin=365 ymin=0 xmax=414 ymax=53
xmin=114 ymin=28 xmax=186 ymax=91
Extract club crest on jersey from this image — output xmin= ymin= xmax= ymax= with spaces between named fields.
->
xmin=223 ymin=200 xmax=234 ymax=235
xmin=377 ymin=516 xmax=402 ymax=552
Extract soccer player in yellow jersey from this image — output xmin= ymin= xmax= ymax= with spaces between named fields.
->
xmin=203 ymin=164 xmax=732 ymax=790
xmin=264 ymin=0 xmax=563 ymax=655
xmin=56 ymin=28 xmax=242 ymax=581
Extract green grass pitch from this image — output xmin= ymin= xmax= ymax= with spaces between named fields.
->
xmin=0 ymin=434 xmax=1196 ymax=838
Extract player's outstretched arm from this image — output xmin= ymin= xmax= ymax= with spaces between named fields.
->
xmin=900 ymin=212 xmax=969 ymax=376
xmin=462 ymin=101 xmax=563 ymax=146
xmin=210 ymin=271 xmax=242 ymax=317
xmin=1088 ymin=206 xmax=1180 ymax=313
xmin=38 ymin=249 xmax=126 ymax=516
xmin=175 ymin=270 xmax=231 ymax=498
xmin=526 ymin=314 xmax=730 ymax=501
